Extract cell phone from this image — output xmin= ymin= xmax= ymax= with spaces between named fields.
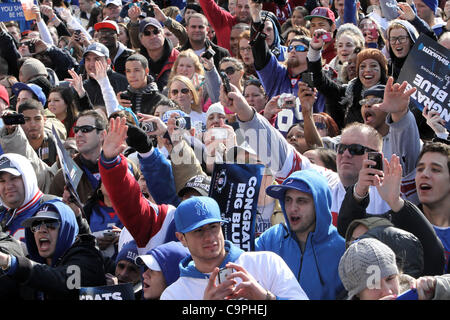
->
xmin=316 ymin=32 xmax=332 ymax=43
xmin=217 ymin=267 xmax=233 ymax=284
xmin=367 ymin=151 xmax=383 ymax=171
xmin=103 ymin=230 xmax=116 ymax=238
xmin=210 ymin=127 xmax=228 ymax=140
xmin=301 ymin=72 xmax=314 ymax=88
xmin=28 ymin=41 xmax=35 ymax=54
xmin=219 ymin=71 xmax=231 ymax=94
xmin=2 ymin=113 xmax=25 ymax=125
xmin=120 ymin=92 xmax=131 ymax=101
xmin=396 ymin=288 xmax=418 ymax=300
xmin=202 ymin=47 xmax=215 ymax=60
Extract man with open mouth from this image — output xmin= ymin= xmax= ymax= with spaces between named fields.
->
xmin=0 ymin=201 xmax=106 ymax=299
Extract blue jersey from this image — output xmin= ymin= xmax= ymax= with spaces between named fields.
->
xmin=0 ymin=191 xmax=44 ymax=243
xmin=433 ymin=226 xmax=450 ymax=273
xmin=89 ymin=201 xmax=124 ymax=233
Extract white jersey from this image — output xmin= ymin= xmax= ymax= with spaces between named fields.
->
xmin=160 ymin=250 xmax=309 ymax=300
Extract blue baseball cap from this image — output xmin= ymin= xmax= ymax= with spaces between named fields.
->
xmin=11 ymin=82 xmax=46 ymax=106
xmin=83 ymin=42 xmax=110 ymax=58
xmin=266 ymin=175 xmax=312 ymax=200
xmin=174 ymin=196 xmax=227 ymax=233
xmin=161 ymin=109 xmax=187 ymax=124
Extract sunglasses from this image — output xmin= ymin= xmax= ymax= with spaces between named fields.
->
xmin=336 ymin=143 xmax=376 ymax=156
xmin=359 ymin=97 xmax=383 ymax=106
xmin=219 ymin=66 xmax=237 ymax=76
xmin=315 ymin=122 xmax=327 ymax=130
xmin=31 ymin=220 xmax=61 ymax=233
xmin=73 ymin=125 xmax=102 ymax=134
xmin=143 ymin=28 xmax=161 ymax=36
xmin=288 ymin=44 xmax=308 ymax=52
xmin=171 ymin=88 xmax=190 ymax=96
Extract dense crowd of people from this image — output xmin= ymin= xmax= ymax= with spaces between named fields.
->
xmin=0 ymin=0 xmax=449 ymax=300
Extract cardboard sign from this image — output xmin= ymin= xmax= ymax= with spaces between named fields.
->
xmin=397 ymin=34 xmax=450 ymax=130
xmin=209 ymin=163 xmax=264 ymax=251
xmin=79 ymin=283 xmax=135 ymax=300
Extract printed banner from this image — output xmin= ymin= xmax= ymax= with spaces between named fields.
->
xmin=209 ymin=163 xmax=264 ymax=251
xmin=0 ymin=3 xmax=25 ymax=22
xmin=397 ymin=34 xmax=450 ymax=130
xmin=79 ymin=283 xmax=135 ymax=300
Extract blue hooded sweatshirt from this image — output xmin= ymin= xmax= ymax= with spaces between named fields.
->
xmin=178 ymin=240 xmax=243 ymax=279
xmin=260 ymin=11 xmax=288 ymax=63
xmin=25 ymin=200 xmax=79 ymax=267
xmin=255 ymin=169 xmax=345 ymax=300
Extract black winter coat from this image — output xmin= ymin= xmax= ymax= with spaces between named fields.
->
xmin=8 ymin=234 xmax=106 ymax=300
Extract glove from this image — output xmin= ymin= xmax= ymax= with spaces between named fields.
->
xmin=126 ymin=124 xmax=153 ymax=154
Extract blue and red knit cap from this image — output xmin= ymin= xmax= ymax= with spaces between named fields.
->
xmin=421 ymin=0 xmax=438 ymax=14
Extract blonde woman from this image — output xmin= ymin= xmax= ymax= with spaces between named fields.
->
xmin=167 ymin=49 xmax=212 ymax=111
xmin=167 ymin=75 xmax=206 ymax=128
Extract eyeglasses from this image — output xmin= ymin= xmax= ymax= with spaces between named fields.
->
xmin=219 ymin=66 xmax=237 ymax=76
xmin=73 ymin=125 xmax=102 ymax=134
xmin=359 ymin=97 xmax=383 ymax=106
xmin=143 ymin=28 xmax=161 ymax=36
xmin=389 ymin=35 xmax=408 ymax=44
xmin=336 ymin=143 xmax=376 ymax=155
xmin=171 ymin=88 xmax=190 ymax=96
xmin=239 ymin=47 xmax=252 ymax=52
xmin=288 ymin=44 xmax=308 ymax=52
xmin=31 ymin=220 xmax=61 ymax=233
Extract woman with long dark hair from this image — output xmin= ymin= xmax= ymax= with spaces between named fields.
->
xmin=48 ymin=86 xmax=79 ymax=137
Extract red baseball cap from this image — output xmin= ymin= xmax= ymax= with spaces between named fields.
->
xmin=305 ymin=7 xmax=336 ymax=24
xmin=94 ymin=20 xmax=120 ymax=34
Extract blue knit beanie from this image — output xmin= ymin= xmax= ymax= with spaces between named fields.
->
xmin=422 ymin=0 xmax=438 ymax=14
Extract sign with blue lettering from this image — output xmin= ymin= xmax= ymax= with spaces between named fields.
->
xmin=397 ymin=34 xmax=450 ymax=130
xmin=79 ymin=283 xmax=135 ymax=300
xmin=0 ymin=3 xmax=25 ymax=22
xmin=209 ymin=163 xmax=264 ymax=251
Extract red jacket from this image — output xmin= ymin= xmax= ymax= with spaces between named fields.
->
xmin=99 ymin=154 xmax=176 ymax=250
xmin=199 ymin=0 xmax=238 ymax=53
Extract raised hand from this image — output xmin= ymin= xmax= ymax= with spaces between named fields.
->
xmin=137 ymin=113 xmax=167 ymax=137
xmin=374 ymin=154 xmax=404 ymax=212
xmin=298 ymin=82 xmax=316 ymax=115
xmin=422 ymin=106 xmax=448 ymax=135
xmin=219 ymin=83 xmax=253 ymax=122
xmin=65 ymin=69 xmax=86 ymax=97
xmin=203 ymin=267 xmax=237 ymax=300
xmin=225 ymin=262 xmax=271 ymax=300
xmin=397 ymin=2 xmax=416 ymax=21
xmin=88 ymin=60 xmax=108 ymax=82
xmin=310 ymin=29 xmax=327 ymax=50
xmin=374 ymin=77 xmax=417 ymax=121
xmin=102 ymin=117 xmax=128 ymax=159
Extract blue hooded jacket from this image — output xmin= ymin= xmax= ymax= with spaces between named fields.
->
xmin=255 ymin=169 xmax=345 ymax=300
xmin=25 ymin=200 xmax=79 ymax=267
xmin=261 ymin=10 xmax=287 ymax=62
xmin=179 ymin=240 xmax=243 ymax=279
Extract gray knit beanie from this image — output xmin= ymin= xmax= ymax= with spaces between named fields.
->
xmin=20 ymin=58 xmax=48 ymax=82
xmin=338 ymin=238 xmax=399 ymax=300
